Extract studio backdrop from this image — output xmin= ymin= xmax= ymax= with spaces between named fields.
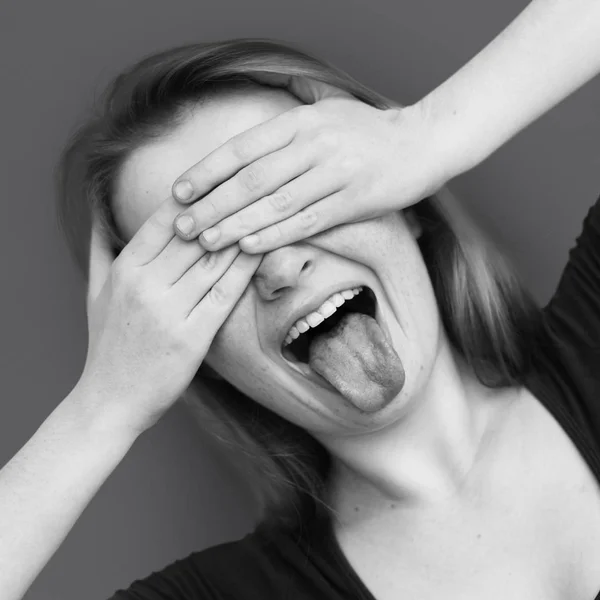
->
xmin=0 ymin=1 xmax=599 ymax=599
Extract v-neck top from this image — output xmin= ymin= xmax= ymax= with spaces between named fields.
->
xmin=108 ymin=193 xmax=600 ymax=600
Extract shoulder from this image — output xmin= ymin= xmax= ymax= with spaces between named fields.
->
xmin=533 ymin=191 xmax=600 ymax=451
xmin=544 ymin=192 xmax=600 ymax=343
xmin=106 ymin=524 xmax=316 ymax=600
xmin=105 ymin=532 xmax=262 ymax=599
xmin=542 ymin=191 xmax=600 ymax=376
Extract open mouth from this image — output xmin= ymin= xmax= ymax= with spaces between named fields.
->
xmin=281 ymin=286 xmax=380 ymax=365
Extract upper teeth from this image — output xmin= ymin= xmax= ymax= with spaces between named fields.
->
xmin=283 ymin=286 xmax=364 ymax=347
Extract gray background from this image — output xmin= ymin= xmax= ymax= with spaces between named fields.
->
xmin=1 ymin=0 xmax=599 ymax=598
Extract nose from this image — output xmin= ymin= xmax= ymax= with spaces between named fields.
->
xmin=253 ymin=245 xmax=315 ymax=301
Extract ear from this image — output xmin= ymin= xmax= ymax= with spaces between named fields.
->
xmin=404 ymin=208 xmax=423 ymax=240
xmin=249 ymin=72 xmax=354 ymax=104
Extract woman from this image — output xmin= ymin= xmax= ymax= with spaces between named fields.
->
xmin=2 ymin=0 xmax=600 ymax=598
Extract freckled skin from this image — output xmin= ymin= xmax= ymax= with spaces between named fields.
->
xmin=112 ymin=83 xmax=514 ymax=523
xmin=113 ymin=84 xmax=440 ymax=442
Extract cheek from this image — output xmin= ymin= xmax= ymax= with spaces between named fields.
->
xmin=312 ymin=215 xmax=440 ymax=370
xmin=309 ymin=214 xmax=420 ymax=284
xmin=205 ymin=311 xmax=286 ymax=411
xmin=308 ymin=213 xmax=406 ymax=261
xmin=204 ymin=294 xmax=264 ymax=385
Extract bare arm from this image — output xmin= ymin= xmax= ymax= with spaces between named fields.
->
xmin=0 ymin=189 xmax=261 ymax=599
xmin=423 ymin=0 xmax=600 ymax=176
xmin=0 ymin=384 xmax=139 ymax=600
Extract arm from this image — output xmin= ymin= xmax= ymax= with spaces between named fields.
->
xmin=422 ymin=0 xmax=600 ymax=176
xmin=165 ymin=0 xmax=600 ymax=256
xmin=0 ymin=384 xmax=139 ymax=600
xmin=0 ymin=193 xmax=261 ymax=600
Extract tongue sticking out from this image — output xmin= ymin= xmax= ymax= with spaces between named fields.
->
xmin=308 ymin=312 xmax=405 ymax=413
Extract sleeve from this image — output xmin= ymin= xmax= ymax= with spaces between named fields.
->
xmin=104 ymin=551 xmax=223 ymax=600
xmin=102 ymin=533 xmax=282 ymax=600
xmin=541 ymin=192 xmax=600 ymax=441
xmin=544 ymin=193 xmax=600 ymax=352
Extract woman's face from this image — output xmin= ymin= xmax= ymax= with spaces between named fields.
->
xmin=113 ymin=84 xmax=442 ymax=438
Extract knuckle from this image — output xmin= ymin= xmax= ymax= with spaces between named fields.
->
xmin=208 ymin=282 xmax=228 ymax=304
xmin=170 ymin=323 xmax=194 ymax=351
xmin=238 ymin=164 xmax=265 ymax=193
xmin=294 ymin=104 xmax=318 ymax=125
xmin=315 ymin=129 xmax=340 ymax=150
xmin=269 ymin=223 xmax=283 ymax=241
xmin=298 ymin=207 xmax=319 ymax=231
xmin=338 ymin=154 xmax=359 ymax=174
xmin=268 ymin=189 xmax=293 ymax=213
xmin=187 ymin=197 xmax=220 ymax=225
xmin=195 ymin=161 xmax=214 ymax=183
xmin=232 ymin=138 xmax=253 ymax=162
xmin=203 ymin=196 xmax=221 ymax=221
xmin=199 ymin=251 xmax=218 ymax=270
xmin=122 ymin=278 xmax=152 ymax=312
xmin=232 ymin=211 xmax=253 ymax=235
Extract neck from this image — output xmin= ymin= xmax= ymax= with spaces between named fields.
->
xmin=321 ymin=335 xmax=520 ymax=524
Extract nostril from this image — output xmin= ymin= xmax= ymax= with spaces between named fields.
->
xmin=271 ymin=261 xmax=313 ymax=298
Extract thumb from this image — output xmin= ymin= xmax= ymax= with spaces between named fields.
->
xmin=250 ymin=72 xmax=353 ymax=104
xmin=87 ymin=213 xmax=115 ymax=322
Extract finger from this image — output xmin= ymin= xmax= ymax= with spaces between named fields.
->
xmin=174 ymin=244 xmax=257 ymax=315
xmin=238 ymin=191 xmax=353 ymax=254
xmin=87 ymin=213 xmax=115 ymax=315
xmin=179 ymin=144 xmax=313 ymax=243
xmin=249 ymin=73 xmax=354 ymax=104
xmin=287 ymin=76 xmax=354 ymax=103
xmin=172 ymin=244 xmax=241 ymax=309
xmin=151 ymin=234 xmax=209 ymax=285
xmin=171 ymin=111 xmax=297 ymax=205
xmin=247 ymin=72 xmax=291 ymax=88
xmin=122 ymin=195 xmax=184 ymax=266
xmin=201 ymin=166 xmax=344 ymax=251
xmin=187 ymin=250 xmax=263 ymax=327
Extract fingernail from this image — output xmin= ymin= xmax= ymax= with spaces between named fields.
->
xmin=202 ymin=227 xmax=220 ymax=243
xmin=242 ymin=234 xmax=259 ymax=246
xmin=175 ymin=215 xmax=195 ymax=236
xmin=174 ymin=180 xmax=194 ymax=201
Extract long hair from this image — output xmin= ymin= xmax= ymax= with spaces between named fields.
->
xmin=55 ymin=38 xmax=544 ymax=533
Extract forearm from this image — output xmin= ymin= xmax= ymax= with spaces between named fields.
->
xmin=422 ymin=0 xmax=600 ymax=176
xmin=0 ymin=386 xmax=139 ymax=600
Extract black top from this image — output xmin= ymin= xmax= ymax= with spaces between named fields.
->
xmin=108 ymin=194 xmax=600 ymax=600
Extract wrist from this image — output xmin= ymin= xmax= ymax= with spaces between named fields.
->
xmin=66 ymin=376 xmax=146 ymax=443
xmin=414 ymin=90 xmax=492 ymax=181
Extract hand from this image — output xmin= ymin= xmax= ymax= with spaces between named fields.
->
xmin=170 ymin=76 xmax=456 ymax=254
xmin=79 ymin=199 xmax=262 ymax=435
